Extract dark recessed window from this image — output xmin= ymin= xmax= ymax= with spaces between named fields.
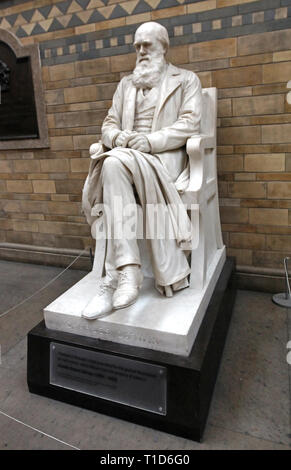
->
xmin=0 ymin=40 xmax=39 ymax=141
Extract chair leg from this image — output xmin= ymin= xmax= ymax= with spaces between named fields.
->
xmin=189 ymin=208 xmax=206 ymax=290
xmin=214 ymin=193 xmax=224 ymax=249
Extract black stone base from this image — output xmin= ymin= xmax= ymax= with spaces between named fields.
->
xmin=27 ymin=257 xmax=236 ymax=442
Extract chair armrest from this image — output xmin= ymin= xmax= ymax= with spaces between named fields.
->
xmin=187 ymin=134 xmax=215 ymax=151
xmin=186 ymin=134 xmax=215 ymax=193
xmin=89 ymin=141 xmax=107 ymax=158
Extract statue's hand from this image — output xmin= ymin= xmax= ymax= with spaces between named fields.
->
xmin=115 ymin=130 xmax=137 ymax=147
xmin=127 ymin=134 xmax=151 ymax=153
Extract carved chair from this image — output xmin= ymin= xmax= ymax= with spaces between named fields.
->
xmin=83 ymin=87 xmax=224 ymax=292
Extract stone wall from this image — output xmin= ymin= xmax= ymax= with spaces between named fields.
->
xmin=0 ymin=0 xmax=290 ymax=283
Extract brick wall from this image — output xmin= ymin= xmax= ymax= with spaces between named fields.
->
xmin=0 ymin=0 xmax=290 ymax=279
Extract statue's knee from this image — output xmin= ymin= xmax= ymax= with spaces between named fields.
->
xmin=102 ymin=156 xmax=122 ymax=174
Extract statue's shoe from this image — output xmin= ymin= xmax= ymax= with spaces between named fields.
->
xmin=113 ymin=265 xmax=143 ymax=310
xmin=82 ymin=282 xmax=115 ymax=320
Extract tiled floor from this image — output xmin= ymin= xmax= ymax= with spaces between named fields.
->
xmin=0 ymin=259 xmax=290 ymax=450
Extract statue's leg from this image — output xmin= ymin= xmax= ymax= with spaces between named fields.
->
xmin=101 ymin=155 xmax=143 ymax=309
xmin=101 ymin=156 xmax=141 ymax=272
xmin=82 ymin=155 xmax=142 ymax=319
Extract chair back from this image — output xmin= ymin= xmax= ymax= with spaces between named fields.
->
xmin=200 ymin=87 xmax=217 ymax=138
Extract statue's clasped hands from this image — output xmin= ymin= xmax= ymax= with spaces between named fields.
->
xmin=115 ymin=130 xmax=151 ymax=153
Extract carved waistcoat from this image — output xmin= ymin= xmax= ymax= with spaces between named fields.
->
xmin=133 ymin=87 xmax=159 ymax=134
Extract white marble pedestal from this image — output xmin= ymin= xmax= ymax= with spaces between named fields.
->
xmin=44 ymin=247 xmax=226 ymax=357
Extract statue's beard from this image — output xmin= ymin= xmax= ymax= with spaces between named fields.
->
xmin=132 ymin=55 xmax=166 ymax=89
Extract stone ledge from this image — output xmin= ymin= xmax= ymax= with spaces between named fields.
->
xmin=0 ymin=242 xmax=92 ymax=270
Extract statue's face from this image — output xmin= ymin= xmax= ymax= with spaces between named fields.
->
xmin=134 ymin=27 xmax=165 ymax=65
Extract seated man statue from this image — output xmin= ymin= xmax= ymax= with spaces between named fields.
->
xmin=82 ymin=21 xmax=202 ymax=319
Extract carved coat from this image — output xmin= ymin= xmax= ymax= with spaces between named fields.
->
xmin=101 ymin=63 xmax=202 ymax=182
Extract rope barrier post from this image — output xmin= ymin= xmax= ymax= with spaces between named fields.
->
xmin=272 ymin=257 xmax=291 ymax=308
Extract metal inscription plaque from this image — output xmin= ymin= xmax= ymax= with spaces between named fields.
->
xmin=50 ymin=342 xmax=167 ymax=415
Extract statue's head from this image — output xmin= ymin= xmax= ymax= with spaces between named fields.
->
xmin=133 ymin=22 xmax=169 ymax=89
xmin=134 ymin=22 xmax=169 ymax=63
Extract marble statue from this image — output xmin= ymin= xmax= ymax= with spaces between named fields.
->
xmin=44 ymin=23 xmax=225 ymax=355
xmin=82 ymin=21 xmax=202 ymax=319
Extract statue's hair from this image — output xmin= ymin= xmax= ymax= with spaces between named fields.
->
xmin=135 ymin=22 xmax=170 ymax=52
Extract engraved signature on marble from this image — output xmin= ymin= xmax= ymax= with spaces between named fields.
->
xmin=58 ymin=318 xmax=159 ymax=346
